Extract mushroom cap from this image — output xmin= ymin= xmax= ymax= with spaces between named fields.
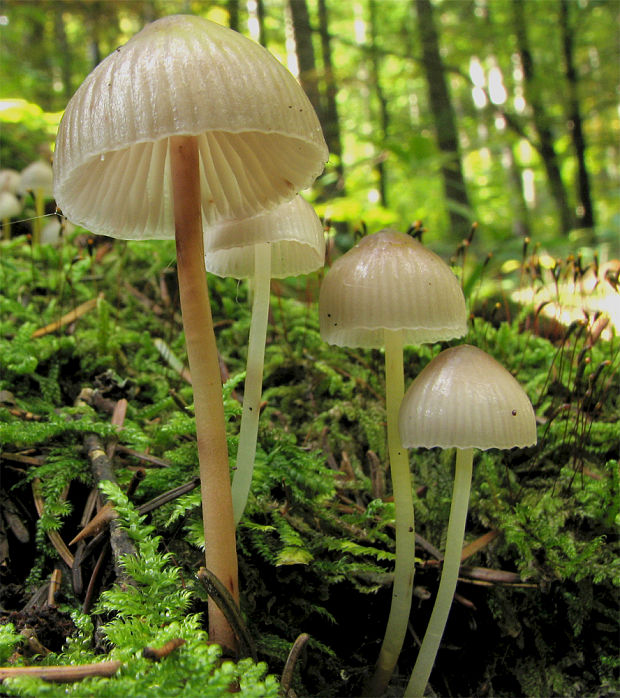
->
xmin=20 ymin=161 xmax=53 ymax=197
xmin=398 ymin=344 xmax=537 ymax=450
xmin=0 ymin=169 xmax=21 ymax=195
xmin=204 ymin=195 xmax=324 ymax=279
xmin=0 ymin=191 xmax=22 ymax=219
xmin=53 ymin=14 xmax=328 ymax=240
xmin=319 ymin=229 xmax=468 ymax=348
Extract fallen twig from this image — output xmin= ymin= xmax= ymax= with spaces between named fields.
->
xmin=197 ymin=567 xmax=256 ymax=661
xmin=31 ymin=294 xmax=103 ymax=338
xmin=0 ymin=661 xmax=122 ymax=683
xmin=281 ymin=633 xmax=310 ymax=697
xmin=142 ymin=638 xmax=186 ymax=661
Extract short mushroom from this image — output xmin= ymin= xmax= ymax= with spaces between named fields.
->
xmin=318 ymin=229 xmax=467 ymax=694
xmin=205 ymin=194 xmax=325 ymax=524
xmin=0 ymin=191 xmax=21 ymax=240
xmin=398 ymin=344 xmax=537 ymax=697
xmin=53 ymin=14 xmax=327 ymax=651
xmin=20 ymin=160 xmax=53 ymax=243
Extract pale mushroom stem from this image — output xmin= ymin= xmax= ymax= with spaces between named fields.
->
xmin=231 ymin=242 xmax=271 ymax=524
xmin=169 ymin=135 xmax=239 ymax=652
xmin=367 ymin=329 xmax=416 ymax=696
xmin=2 ymin=218 xmax=10 ymax=240
xmin=405 ymin=446 xmax=474 ymax=698
xmin=33 ymin=188 xmax=44 ymax=244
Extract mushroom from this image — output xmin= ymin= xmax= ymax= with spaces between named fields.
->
xmin=53 ymin=14 xmax=327 ymax=651
xmin=20 ymin=160 xmax=53 ymax=243
xmin=0 ymin=191 xmax=21 ymax=240
xmin=205 ymin=195 xmax=325 ymax=525
xmin=398 ymin=344 xmax=537 ymax=697
xmin=318 ymin=229 xmax=467 ymax=694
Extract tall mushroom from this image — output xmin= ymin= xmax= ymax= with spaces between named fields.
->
xmin=204 ymin=195 xmax=325 ymax=525
xmin=53 ymin=14 xmax=327 ymax=651
xmin=318 ymin=229 xmax=467 ymax=694
xmin=398 ymin=344 xmax=537 ymax=697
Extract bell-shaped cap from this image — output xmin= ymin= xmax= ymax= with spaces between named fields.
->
xmin=0 ymin=169 xmax=21 ymax=195
xmin=0 ymin=191 xmax=21 ymax=219
xmin=399 ymin=344 xmax=537 ymax=450
xmin=319 ymin=229 xmax=467 ymax=348
xmin=20 ymin=161 xmax=53 ymax=197
xmin=204 ymin=195 xmax=324 ymax=279
xmin=53 ymin=14 xmax=328 ymax=240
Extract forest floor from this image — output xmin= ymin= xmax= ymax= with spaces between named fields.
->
xmin=0 ymin=231 xmax=618 ymax=697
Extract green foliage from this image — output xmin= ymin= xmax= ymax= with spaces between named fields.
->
xmin=1 ymin=231 xmax=618 ymax=696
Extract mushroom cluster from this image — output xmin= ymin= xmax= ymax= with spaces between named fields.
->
xmin=53 ymin=14 xmax=327 ymax=651
xmin=319 ymin=229 xmax=468 ymax=695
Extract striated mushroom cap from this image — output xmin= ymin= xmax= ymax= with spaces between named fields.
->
xmin=0 ymin=191 xmax=22 ymax=219
xmin=204 ymin=195 xmax=324 ymax=279
xmin=319 ymin=229 xmax=467 ymax=348
xmin=53 ymin=15 xmax=328 ymax=240
xmin=20 ymin=161 xmax=53 ymax=197
xmin=0 ymin=170 xmax=21 ymax=195
xmin=399 ymin=344 xmax=537 ymax=450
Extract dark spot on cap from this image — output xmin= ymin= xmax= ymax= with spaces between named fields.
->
xmin=512 ymin=409 xmax=517 ymax=416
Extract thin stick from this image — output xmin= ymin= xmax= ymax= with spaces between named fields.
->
xmin=169 ymin=135 xmax=238 ymax=652
xmin=366 ymin=329 xmax=416 ymax=695
xmin=0 ymin=662 xmax=122 ymax=683
xmin=231 ymin=242 xmax=271 ymax=524
xmin=405 ymin=447 xmax=474 ymax=697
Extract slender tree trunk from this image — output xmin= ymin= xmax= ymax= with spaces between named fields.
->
xmin=317 ymin=0 xmax=345 ymax=195
xmin=414 ymin=0 xmax=472 ymax=239
xmin=559 ymin=0 xmax=594 ymax=231
xmin=504 ymin=146 xmax=532 ymax=238
xmin=288 ymin=0 xmax=323 ymax=120
xmin=512 ymin=0 xmax=574 ymax=234
xmin=256 ymin=0 xmax=267 ymax=46
xmin=53 ymin=5 xmax=73 ymax=104
xmin=369 ymin=0 xmax=389 ymax=207
xmin=227 ymin=0 xmax=240 ymax=32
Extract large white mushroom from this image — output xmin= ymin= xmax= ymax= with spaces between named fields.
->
xmin=53 ymin=14 xmax=327 ymax=651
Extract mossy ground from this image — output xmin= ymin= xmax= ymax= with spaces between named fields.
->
xmin=0 ymin=232 xmax=618 ymax=697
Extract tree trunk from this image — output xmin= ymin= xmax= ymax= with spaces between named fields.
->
xmin=317 ymin=0 xmax=345 ymax=195
xmin=414 ymin=0 xmax=472 ymax=240
xmin=53 ymin=5 xmax=73 ymax=104
xmin=227 ymin=0 xmax=240 ymax=32
xmin=559 ymin=0 xmax=594 ymax=231
xmin=512 ymin=0 xmax=574 ymax=234
xmin=256 ymin=0 xmax=267 ymax=46
xmin=368 ymin=0 xmax=389 ymax=207
xmin=288 ymin=0 xmax=323 ymax=120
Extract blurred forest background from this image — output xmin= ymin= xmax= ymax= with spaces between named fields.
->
xmin=0 ymin=0 xmax=618 ymax=264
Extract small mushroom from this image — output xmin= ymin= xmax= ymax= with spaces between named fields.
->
xmin=0 ymin=191 xmax=21 ymax=240
xmin=205 ymin=195 xmax=325 ymax=525
xmin=20 ymin=160 xmax=53 ymax=243
xmin=399 ymin=344 xmax=537 ymax=697
xmin=53 ymin=14 xmax=327 ymax=651
xmin=319 ymin=229 xmax=467 ymax=695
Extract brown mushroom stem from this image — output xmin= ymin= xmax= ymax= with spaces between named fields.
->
xmin=367 ymin=329 xmax=416 ymax=695
xmin=170 ymin=134 xmax=239 ymax=652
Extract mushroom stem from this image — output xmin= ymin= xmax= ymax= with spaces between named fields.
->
xmin=33 ymin=188 xmax=44 ymax=244
xmin=169 ymin=135 xmax=239 ymax=652
xmin=367 ymin=329 xmax=416 ymax=696
xmin=405 ymin=446 xmax=474 ymax=698
xmin=231 ymin=242 xmax=271 ymax=524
